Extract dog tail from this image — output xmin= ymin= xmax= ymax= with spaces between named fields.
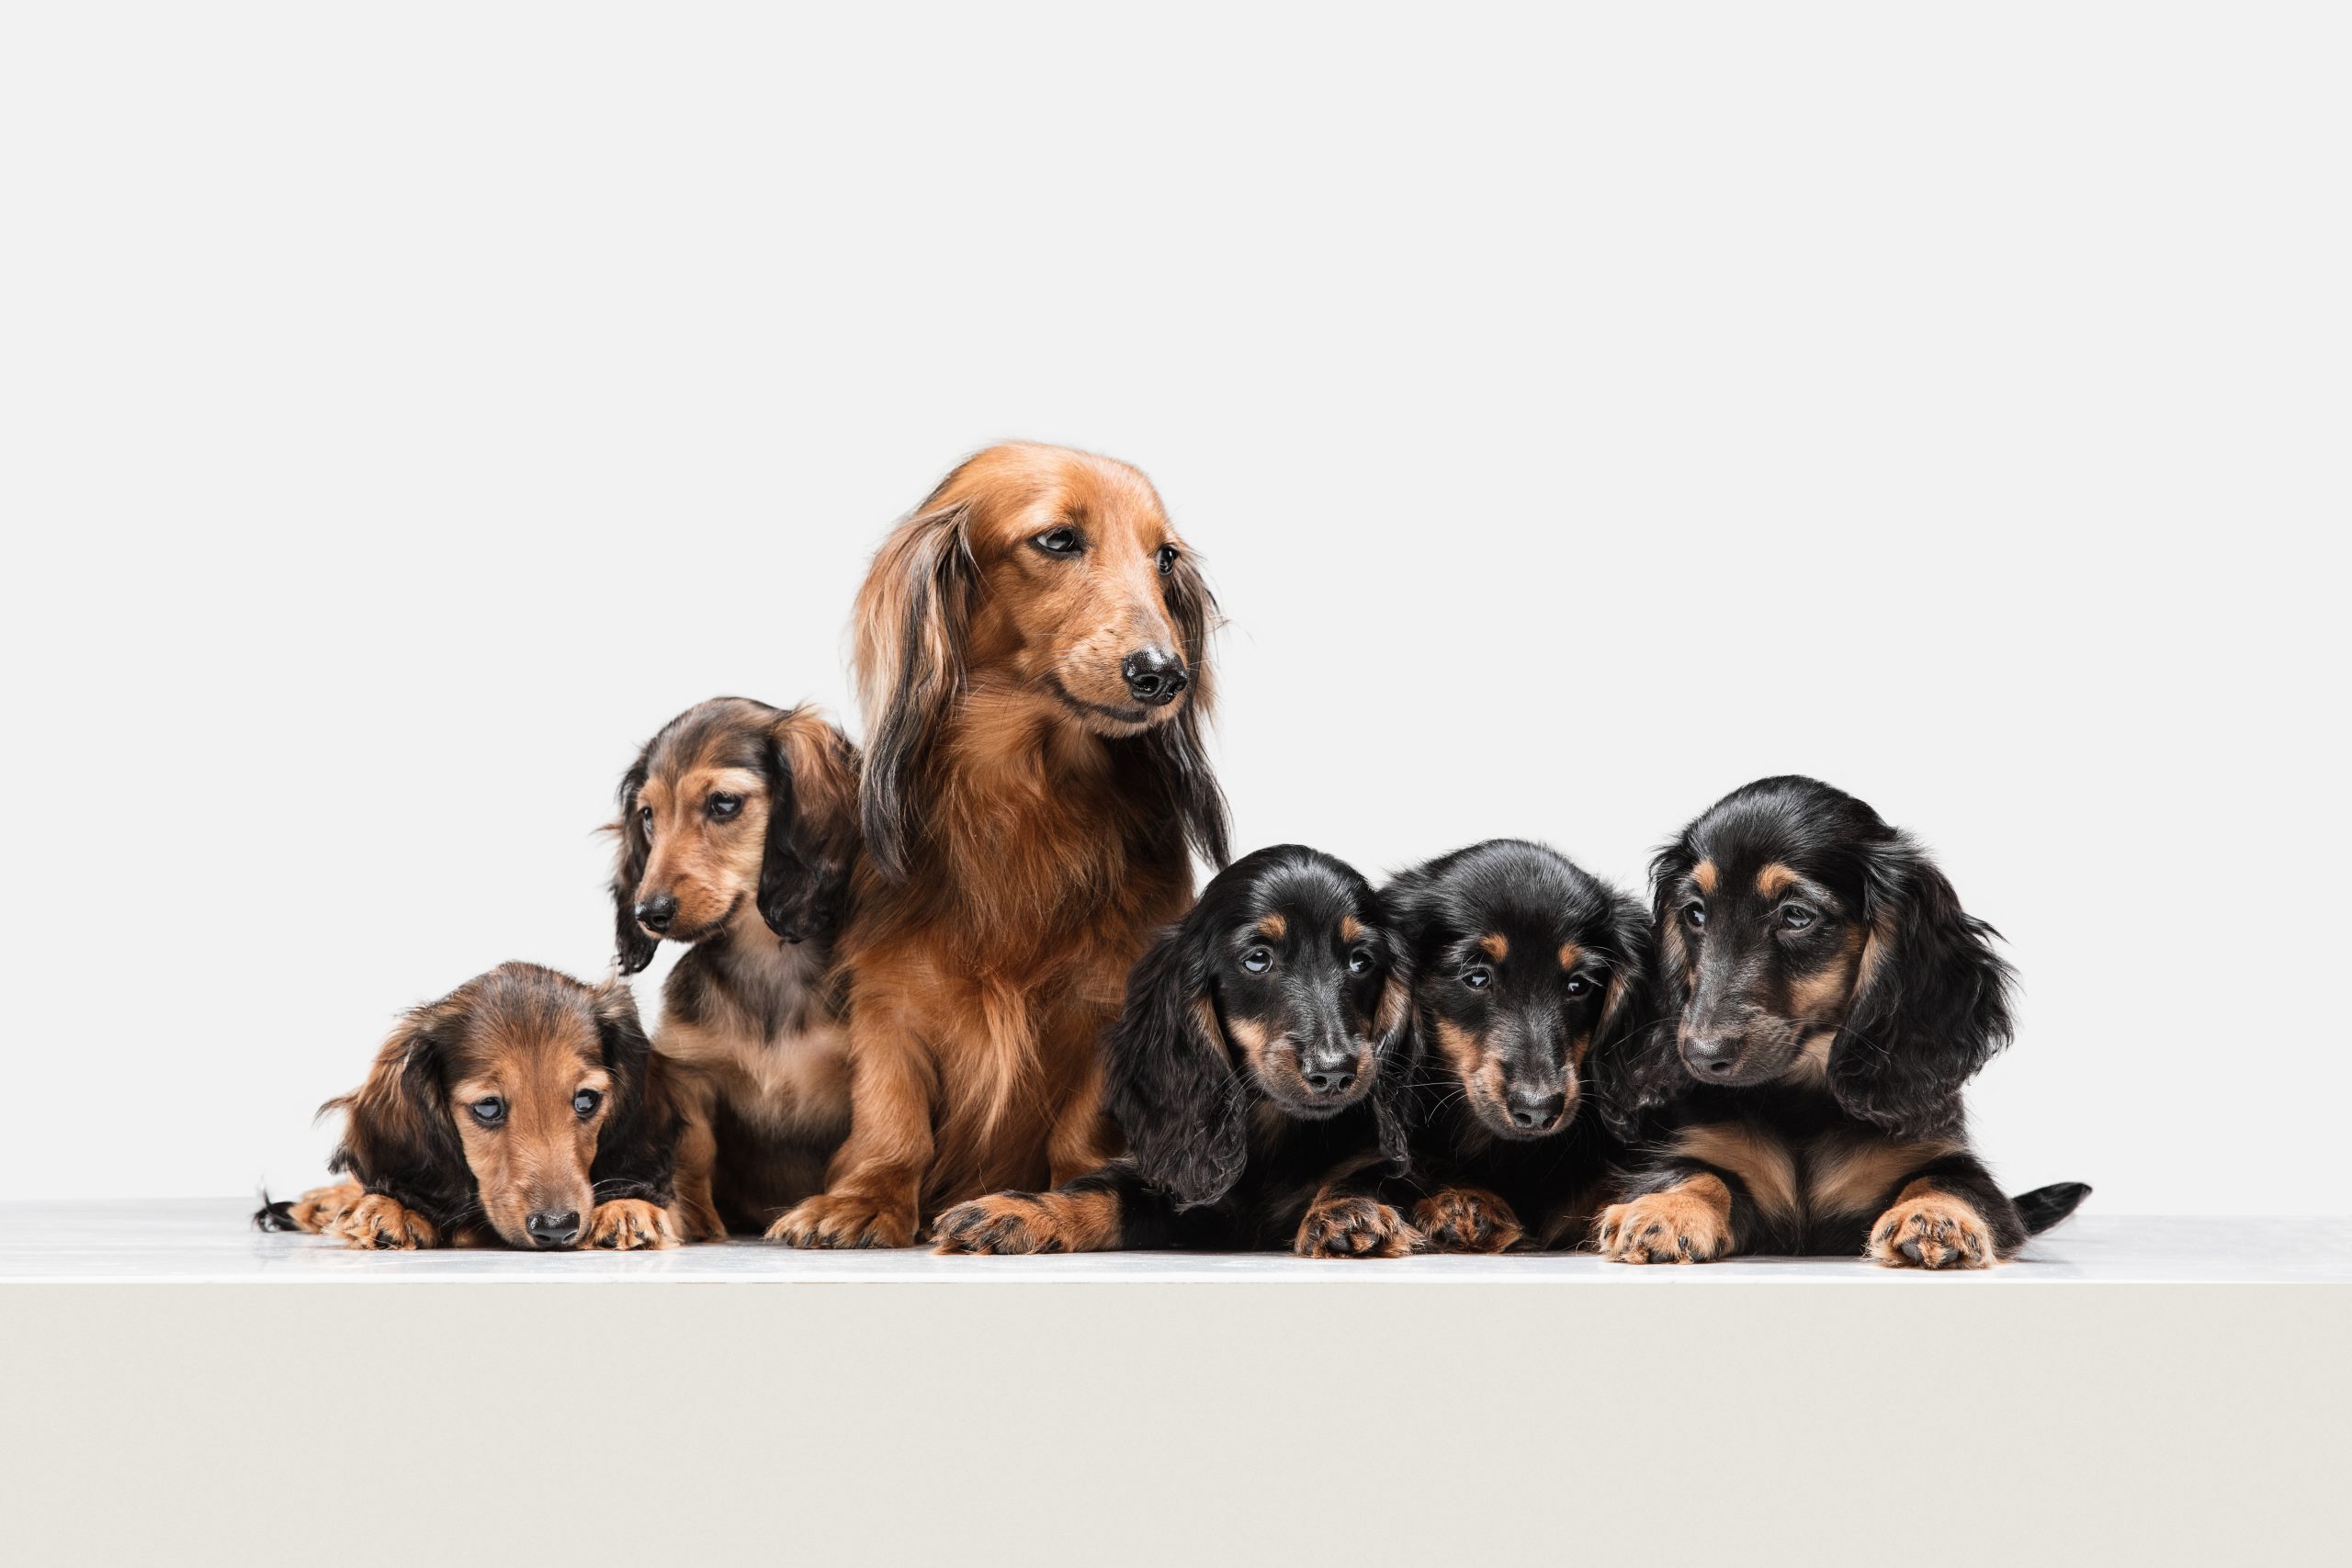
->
xmin=252 ymin=1188 xmax=300 ymax=1233
xmin=2012 ymin=1181 xmax=2091 ymax=1235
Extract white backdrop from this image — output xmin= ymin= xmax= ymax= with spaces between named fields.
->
xmin=3 ymin=6 xmax=2342 ymax=1211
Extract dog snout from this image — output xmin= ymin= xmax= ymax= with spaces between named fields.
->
xmin=1300 ymin=1050 xmax=1361 ymax=1098
xmin=1680 ymin=1032 xmax=1741 ymax=1077
xmin=1507 ymin=1087 xmax=1568 ymax=1132
xmin=524 ymin=1208 xmax=582 ymax=1249
xmin=635 ymin=893 xmax=679 ymax=933
xmin=1120 ymin=648 xmax=1189 ymax=707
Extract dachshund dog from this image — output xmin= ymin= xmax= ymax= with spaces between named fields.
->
xmin=774 ymin=443 xmax=1228 ymax=1248
xmin=611 ymin=696 xmax=862 ymax=1237
xmin=1383 ymin=840 xmax=1652 ymax=1252
xmin=1593 ymin=776 xmax=2089 ymax=1268
xmin=255 ymin=962 xmax=687 ymax=1249
xmin=933 ymin=845 xmax=1419 ymax=1256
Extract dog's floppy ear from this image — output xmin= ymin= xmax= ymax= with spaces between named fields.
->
xmin=1589 ymin=846 xmax=1698 ymax=1138
xmin=854 ymin=499 xmax=973 ymax=880
xmin=1368 ymin=959 xmax=1417 ymax=1174
xmin=1829 ymin=842 xmax=2016 ymax=1138
xmin=1134 ymin=549 xmax=1230 ymax=872
xmin=756 ymin=707 xmax=864 ymax=943
xmin=584 ymin=979 xmax=678 ymax=1204
xmin=324 ymin=1002 xmax=470 ymax=1222
xmin=608 ymin=749 xmax=658 ymax=976
xmin=1104 ymin=921 xmax=1248 ymax=1208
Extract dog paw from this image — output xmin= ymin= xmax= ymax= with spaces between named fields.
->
xmin=767 ymin=1192 xmax=918 ymax=1249
xmin=1594 ymin=1179 xmax=1731 ymax=1264
xmin=287 ymin=1181 xmax=366 ymax=1235
xmin=1295 ymin=1195 xmax=1424 ymax=1258
xmin=586 ymin=1199 xmax=678 ymax=1251
xmin=1412 ymin=1188 xmax=1525 ymax=1254
xmin=930 ymin=1192 xmax=1091 ymax=1255
xmin=336 ymin=1193 xmax=436 ymax=1251
xmin=1869 ymin=1191 xmax=1995 ymax=1269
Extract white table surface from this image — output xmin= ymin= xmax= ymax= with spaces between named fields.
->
xmin=4 ymin=1198 xmax=2346 ymax=1284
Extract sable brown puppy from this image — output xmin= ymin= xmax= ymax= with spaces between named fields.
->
xmin=1383 ymin=840 xmax=1652 ymax=1251
xmin=611 ymin=696 xmax=861 ymax=1237
xmin=256 ymin=963 xmax=687 ymax=1250
xmin=933 ymin=845 xmax=1418 ymax=1256
xmin=774 ymin=443 xmax=1227 ymax=1248
xmin=1593 ymin=776 xmax=2088 ymax=1269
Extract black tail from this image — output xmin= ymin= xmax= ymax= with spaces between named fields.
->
xmin=2012 ymin=1181 xmax=2090 ymax=1235
xmin=252 ymin=1188 xmax=300 ymax=1233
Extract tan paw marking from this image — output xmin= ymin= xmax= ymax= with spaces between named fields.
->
xmin=1595 ymin=1176 xmax=1732 ymax=1264
xmin=933 ymin=1190 xmax=1117 ymax=1255
xmin=768 ymin=1191 xmax=918 ymax=1249
xmin=1869 ymin=1190 xmax=1994 ymax=1269
xmin=288 ymin=1181 xmax=365 ymax=1235
xmin=585 ymin=1199 xmax=678 ymax=1251
xmin=336 ymin=1193 xmax=436 ymax=1250
xmin=1412 ymin=1188 xmax=1525 ymax=1254
xmin=1295 ymin=1195 xmax=1424 ymax=1258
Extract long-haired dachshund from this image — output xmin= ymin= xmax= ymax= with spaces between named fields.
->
xmin=255 ymin=962 xmax=686 ymax=1249
xmin=1384 ymin=839 xmax=1652 ymax=1251
xmin=933 ymin=845 xmax=1419 ymax=1256
xmin=773 ymin=443 xmax=1228 ymax=1248
xmin=611 ymin=696 xmax=861 ymax=1237
xmin=1594 ymin=776 xmax=2088 ymax=1268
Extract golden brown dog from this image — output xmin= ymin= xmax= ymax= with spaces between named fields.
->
xmin=611 ymin=696 xmax=862 ymax=1236
xmin=772 ymin=443 xmax=1228 ymax=1247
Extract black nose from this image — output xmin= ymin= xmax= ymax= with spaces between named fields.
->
xmin=1121 ymin=649 xmax=1190 ymax=707
xmin=636 ymin=894 xmax=678 ymax=933
xmin=1304 ymin=1065 xmax=1358 ymax=1095
xmin=1508 ymin=1089 xmax=1567 ymax=1130
xmin=525 ymin=1210 xmax=581 ymax=1248
xmin=1682 ymin=1035 xmax=1739 ymax=1077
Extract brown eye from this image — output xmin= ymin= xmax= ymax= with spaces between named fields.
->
xmin=1156 ymin=545 xmax=1179 ymax=575
xmin=707 ymin=793 xmax=742 ymax=821
xmin=1683 ymin=902 xmax=1707 ymax=930
xmin=1780 ymin=905 xmax=1816 ymax=931
xmin=1462 ymin=967 xmax=1491 ymax=990
xmin=1347 ymin=947 xmax=1374 ymax=976
xmin=1035 ymin=526 xmax=1080 ymax=556
xmin=469 ymin=1097 xmax=506 ymax=1129
xmin=638 ymin=805 xmax=654 ymax=836
xmin=1565 ymin=976 xmax=1592 ymax=998
xmin=1241 ymin=947 xmax=1272 ymax=974
xmin=572 ymin=1089 xmax=603 ymax=1119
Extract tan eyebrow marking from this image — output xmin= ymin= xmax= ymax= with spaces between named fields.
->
xmin=1340 ymin=916 xmax=1364 ymax=943
xmin=1477 ymin=933 xmax=1509 ymax=962
xmin=1254 ymin=913 xmax=1286 ymax=942
xmin=1558 ymin=942 xmax=1583 ymax=971
xmin=1756 ymin=863 xmax=1799 ymax=898
xmin=1691 ymin=860 xmax=1719 ymax=895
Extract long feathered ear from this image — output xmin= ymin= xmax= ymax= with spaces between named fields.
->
xmin=854 ymin=502 xmax=973 ymax=880
xmin=585 ymin=980 xmax=677 ymax=1203
xmin=1828 ymin=842 xmax=2015 ymax=1138
xmin=324 ymin=1004 xmax=470 ymax=1221
xmin=1590 ymin=850 xmax=1696 ymax=1138
xmin=608 ymin=750 xmax=657 ymax=976
xmin=1103 ymin=923 xmax=1248 ymax=1208
xmin=1135 ymin=549 xmax=1230 ymax=870
xmin=756 ymin=708 xmax=864 ymax=943
xmin=1368 ymin=966 xmax=1417 ymax=1172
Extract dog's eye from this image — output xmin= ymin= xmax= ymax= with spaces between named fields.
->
xmin=707 ymin=793 xmax=742 ymax=821
xmin=1346 ymin=947 xmax=1374 ymax=976
xmin=1779 ymin=905 xmax=1817 ymax=931
xmin=1156 ymin=545 xmax=1179 ymax=575
xmin=1565 ymin=976 xmax=1592 ymax=998
xmin=1035 ymin=526 xmax=1081 ymax=556
xmin=1683 ymin=901 xmax=1707 ymax=930
xmin=1462 ymin=967 xmax=1491 ymax=990
xmin=638 ymin=805 xmax=654 ymax=837
xmin=1241 ymin=947 xmax=1272 ymax=974
xmin=468 ymin=1098 xmax=506 ymax=1129
xmin=572 ymin=1089 xmax=604 ymax=1119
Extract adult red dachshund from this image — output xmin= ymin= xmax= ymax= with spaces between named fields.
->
xmin=772 ymin=443 xmax=1227 ymax=1247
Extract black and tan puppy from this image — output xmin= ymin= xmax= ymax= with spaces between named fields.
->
xmin=256 ymin=963 xmax=687 ymax=1250
xmin=1384 ymin=840 xmax=1652 ymax=1251
xmin=933 ymin=844 xmax=1419 ymax=1257
xmin=1594 ymin=776 xmax=2087 ymax=1268
xmin=611 ymin=696 xmax=862 ymax=1238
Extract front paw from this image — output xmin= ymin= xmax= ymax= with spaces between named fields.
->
xmin=586 ymin=1199 xmax=678 ymax=1251
xmin=1412 ymin=1188 xmax=1525 ymax=1254
xmin=288 ymin=1181 xmax=365 ymax=1235
xmin=1595 ymin=1181 xmax=1731 ymax=1264
xmin=1295 ymin=1195 xmax=1424 ymax=1258
xmin=932 ymin=1192 xmax=1110 ymax=1255
xmin=767 ymin=1191 xmax=917 ymax=1249
xmin=1869 ymin=1191 xmax=1995 ymax=1269
xmin=336 ymin=1193 xmax=435 ymax=1250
